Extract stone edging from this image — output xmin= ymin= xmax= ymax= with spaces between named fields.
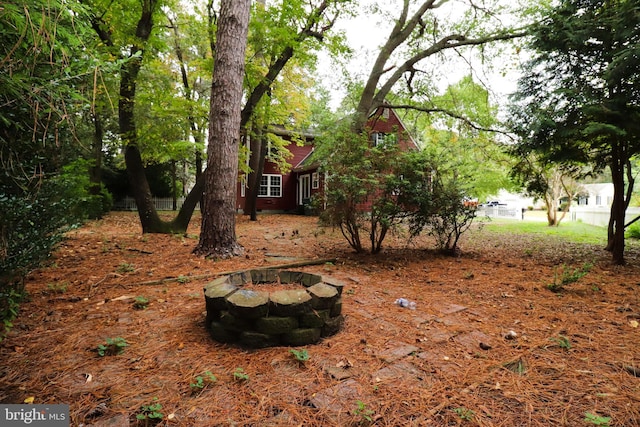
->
xmin=204 ymin=269 xmax=344 ymax=348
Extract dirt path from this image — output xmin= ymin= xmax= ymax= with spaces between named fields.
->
xmin=1 ymin=212 xmax=639 ymax=426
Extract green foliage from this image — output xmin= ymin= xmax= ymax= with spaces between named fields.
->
xmin=0 ymin=161 xmax=95 ymax=339
xmin=135 ymin=398 xmax=163 ymax=424
xmin=289 ymin=348 xmax=310 ymax=363
xmin=133 ymin=296 xmax=149 ymax=310
xmin=0 ymin=288 xmax=25 ymax=341
xmin=453 ymin=407 xmax=475 ymax=421
xmin=352 ymin=400 xmax=375 ymax=425
xmin=46 ymin=282 xmax=69 ymax=294
xmin=189 ymin=371 xmax=217 ymax=393
xmin=625 ymin=222 xmax=640 ymax=239
xmin=116 ymin=262 xmax=135 ymax=274
xmin=233 ymin=367 xmax=249 ymax=382
xmin=549 ymin=335 xmax=571 ymax=350
xmin=584 ymin=412 xmax=611 ymax=426
xmin=316 ymin=122 xmax=406 ymax=254
xmin=509 ymin=0 xmax=640 ymax=263
xmin=316 ymin=120 xmax=478 ymax=255
xmin=547 ymin=263 xmax=592 ymax=292
xmin=97 ymin=337 xmax=128 ymax=357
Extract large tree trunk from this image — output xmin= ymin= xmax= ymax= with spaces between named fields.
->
xmin=194 ymin=0 xmax=250 ymax=258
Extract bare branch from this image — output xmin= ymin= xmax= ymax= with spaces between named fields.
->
xmin=387 ymin=102 xmax=516 ymax=140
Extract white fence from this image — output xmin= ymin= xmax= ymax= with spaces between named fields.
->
xmin=570 ymin=206 xmax=640 ymax=227
xmin=476 ymin=206 xmax=525 ymax=220
xmin=113 ymin=197 xmax=200 ymax=211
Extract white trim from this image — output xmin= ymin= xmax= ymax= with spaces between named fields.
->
xmin=258 ymin=174 xmax=282 ymax=198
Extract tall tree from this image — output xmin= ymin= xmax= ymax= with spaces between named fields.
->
xmin=349 ymin=0 xmax=527 ymax=134
xmin=241 ymin=0 xmax=349 ymax=219
xmin=509 ymin=0 xmax=640 ymax=264
xmin=510 ymin=158 xmax=583 ymax=226
xmin=194 ymin=0 xmax=251 ymax=258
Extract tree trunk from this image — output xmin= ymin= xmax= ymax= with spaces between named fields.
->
xmin=194 ymin=0 xmax=250 ymax=258
xmin=607 ymin=144 xmax=627 ymax=265
xmin=244 ymin=123 xmax=268 ymax=221
xmin=171 ymin=160 xmax=177 ymax=211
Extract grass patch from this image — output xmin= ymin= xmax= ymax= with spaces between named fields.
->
xmin=479 ymin=219 xmax=606 ymax=245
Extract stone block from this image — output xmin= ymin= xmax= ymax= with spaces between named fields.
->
xmin=321 ymin=315 xmax=344 ymax=337
xmin=255 ymin=316 xmax=299 ymax=334
xmin=299 ymin=310 xmax=330 ymax=328
xmin=269 ymin=289 xmax=312 ymax=316
xmin=307 ymin=283 xmax=339 ymax=309
xmin=226 ymin=289 xmax=269 ymax=319
xmin=282 ymin=328 xmax=321 ymax=346
xmin=239 ymin=331 xmax=281 ymax=348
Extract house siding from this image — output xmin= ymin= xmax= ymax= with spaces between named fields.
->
xmin=238 ymin=106 xmax=418 ymax=214
xmin=237 ymin=142 xmax=313 ymax=213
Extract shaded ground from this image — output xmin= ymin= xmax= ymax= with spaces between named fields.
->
xmin=1 ymin=212 xmax=639 ymax=426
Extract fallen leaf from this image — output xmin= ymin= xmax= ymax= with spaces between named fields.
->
xmin=24 ymin=396 xmax=35 ymax=404
xmin=630 ymin=320 xmax=639 ymax=328
xmin=85 ymin=373 xmax=93 ymax=383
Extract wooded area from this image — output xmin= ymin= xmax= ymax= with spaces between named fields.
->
xmin=2 ymin=0 xmax=640 ymax=424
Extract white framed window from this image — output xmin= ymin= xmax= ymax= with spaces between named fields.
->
xmin=240 ymin=175 xmax=246 ymax=197
xmin=259 ymin=174 xmax=282 ymax=197
xmin=371 ymin=132 xmax=397 ymax=147
xmin=311 ymin=172 xmax=319 ymax=189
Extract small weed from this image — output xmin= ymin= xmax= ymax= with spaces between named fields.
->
xmin=135 ymin=397 xmax=163 ymax=424
xmin=353 ymin=400 xmax=374 ymax=425
xmin=46 ymin=282 xmax=68 ymax=294
xmin=550 ymin=335 xmax=571 ymax=350
xmin=133 ymin=296 xmax=149 ymax=310
xmin=97 ymin=337 xmax=128 ymax=357
xmin=503 ymin=357 xmax=527 ymax=375
xmin=116 ymin=262 xmax=135 ymax=274
xmin=463 ymin=271 xmax=474 ymax=279
xmin=547 ymin=263 xmax=592 ymax=292
xmin=233 ymin=367 xmax=249 ymax=382
xmin=177 ymin=275 xmax=190 ymax=284
xmin=584 ymin=412 xmax=611 ymax=426
xmin=289 ymin=348 xmax=310 ymax=364
xmin=190 ymin=371 xmax=217 ymax=393
xmin=453 ymin=407 xmax=475 ymax=421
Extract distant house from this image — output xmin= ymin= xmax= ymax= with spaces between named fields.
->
xmin=577 ymin=183 xmax=614 ymax=207
xmin=236 ymin=106 xmax=419 ymax=214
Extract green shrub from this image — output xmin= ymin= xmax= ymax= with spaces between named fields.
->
xmin=625 ymin=221 xmax=640 ymax=239
xmin=0 ymin=162 xmax=94 ymax=340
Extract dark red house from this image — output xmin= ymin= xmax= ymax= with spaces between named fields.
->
xmin=236 ymin=106 xmax=419 ymax=214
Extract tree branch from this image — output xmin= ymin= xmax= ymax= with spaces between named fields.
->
xmin=386 ymin=102 xmax=515 ymax=140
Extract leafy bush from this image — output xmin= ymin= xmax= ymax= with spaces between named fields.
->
xmin=0 ymin=165 xmax=93 ymax=339
xmin=315 ymin=124 xmax=407 ymax=253
xmin=625 ymin=221 xmax=640 ymax=239
xmin=315 ymin=126 xmax=477 ymax=255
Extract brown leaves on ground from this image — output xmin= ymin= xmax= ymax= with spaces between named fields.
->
xmin=1 ymin=212 xmax=639 ymax=426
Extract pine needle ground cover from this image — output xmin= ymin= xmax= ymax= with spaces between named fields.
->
xmin=1 ymin=213 xmax=638 ymax=426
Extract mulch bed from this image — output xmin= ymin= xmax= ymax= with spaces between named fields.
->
xmin=1 ymin=212 xmax=639 ymax=426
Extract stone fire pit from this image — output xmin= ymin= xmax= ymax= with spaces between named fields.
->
xmin=203 ymin=269 xmax=344 ymax=348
